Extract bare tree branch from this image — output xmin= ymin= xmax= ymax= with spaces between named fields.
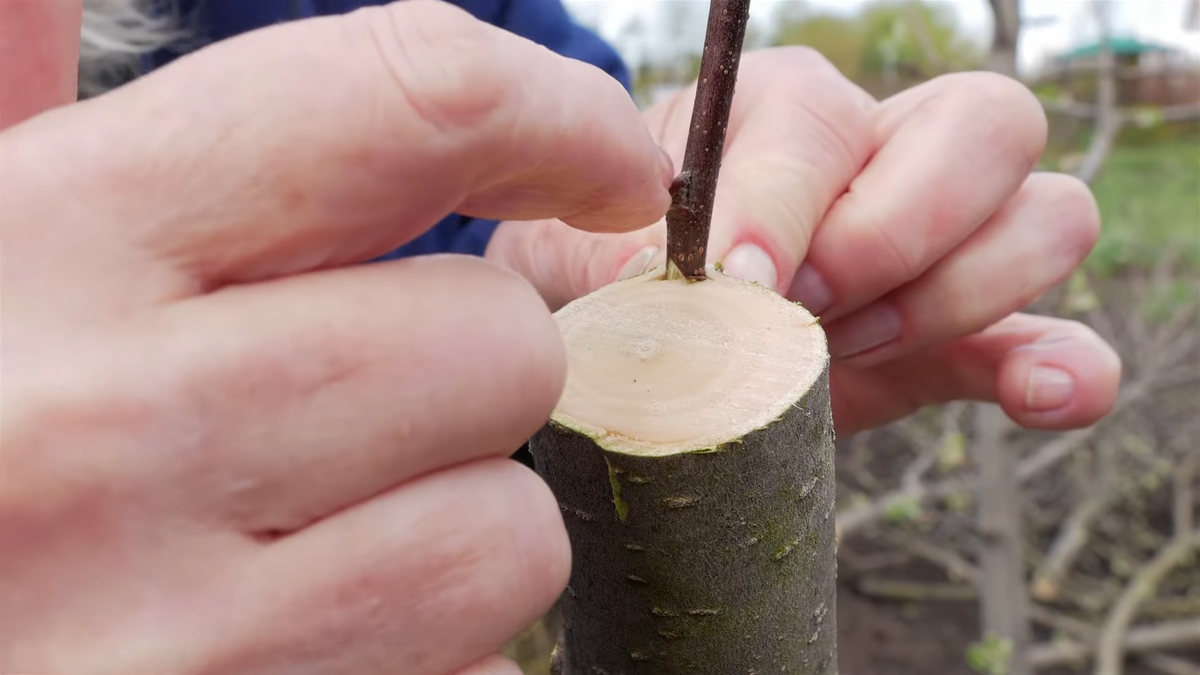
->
xmin=986 ymin=0 xmax=1021 ymax=78
xmin=1141 ymin=653 xmax=1200 ymax=675
xmin=1031 ymin=618 xmax=1200 ymax=669
xmin=902 ymin=1 xmax=947 ymax=73
xmin=1031 ymin=442 xmax=1116 ymax=601
xmin=838 ymin=373 xmax=1157 ymax=538
xmin=1040 ymin=98 xmax=1200 ymax=123
xmin=1073 ymin=1 xmax=1122 ymax=185
xmin=1175 ymin=451 xmax=1197 ymax=539
xmin=1094 ymin=530 xmax=1200 ymax=675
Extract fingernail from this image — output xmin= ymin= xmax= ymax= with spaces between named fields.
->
xmin=658 ymin=146 xmax=676 ymax=191
xmin=721 ymin=244 xmax=777 ymax=290
xmin=829 ymin=303 xmax=902 ymax=359
xmin=1026 ymin=366 xmax=1075 ymax=411
xmin=787 ymin=264 xmax=833 ymax=315
xmin=617 ymin=246 xmax=659 ymax=281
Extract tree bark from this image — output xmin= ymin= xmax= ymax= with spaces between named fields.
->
xmin=530 ymin=268 xmax=836 ymax=674
xmin=664 ymin=0 xmax=752 ymax=281
xmin=1074 ymin=0 xmax=1122 ymax=186
xmin=973 ymin=403 xmax=1032 ymax=675
xmin=986 ymin=0 xmax=1021 ymax=78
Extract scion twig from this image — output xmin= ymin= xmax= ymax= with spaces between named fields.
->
xmin=665 ymin=0 xmax=751 ymax=281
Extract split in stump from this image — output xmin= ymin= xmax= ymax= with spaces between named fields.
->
xmin=530 ymin=266 xmax=837 ymax=674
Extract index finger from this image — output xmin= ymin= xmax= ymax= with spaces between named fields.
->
xmin=0 ymin=0 xmax=80 ymax=130
xmin=2 ymin=1 xmax=671 ymax=295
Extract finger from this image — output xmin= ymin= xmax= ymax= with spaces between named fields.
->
xmin=202 ymin=459 xmax=570 ymax=675
xmin=0 ymin=0 xmax=80 ymax=130
xmin=650 ymin=48 xmax=878 ymax=292
xmin=824 ymin=172 xmax=1100 ymax=366
xmin=830 ymin=313 xmax=1121 ymax=434
xmin=787 ymin=71 xmax=1049 ymax=319
xmin=485 ymin=216 xmax=664 ymax=311
xmin=5 ymin=0 xmax=671 ymax=298
xmin=155 ymin=255 xmax=564 ymax=535
xmin=452 ymin=654 xmax=526 ymax=675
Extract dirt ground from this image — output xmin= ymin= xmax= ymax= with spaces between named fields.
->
xmin=837 ymin=583 xmax=980 ymax=674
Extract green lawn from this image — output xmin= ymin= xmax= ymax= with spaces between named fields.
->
xmin=1081 ymin=140 xmax=1200 ymax=275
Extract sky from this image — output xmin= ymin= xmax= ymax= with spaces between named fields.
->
xmin=563 ymin=0 xmax=1200 ymax=77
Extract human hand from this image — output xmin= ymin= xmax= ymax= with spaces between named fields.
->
xmin=0 ymin=2 xmax=671 ymax=673
xmin=487 ymin=47 xmax=1121 ymax=435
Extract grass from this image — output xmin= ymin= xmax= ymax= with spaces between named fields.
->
xmin=1074 ymin=139 xmax=1200 ymax=276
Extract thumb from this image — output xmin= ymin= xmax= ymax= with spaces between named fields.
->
xmin=486 ymin=218 xmax=666 ymax=311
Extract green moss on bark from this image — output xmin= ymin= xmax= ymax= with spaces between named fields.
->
xmin=530 ymin=368 xmax=837 ymax=674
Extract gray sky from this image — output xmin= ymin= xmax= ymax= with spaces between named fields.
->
xmin=564 ymin=0 xmax=1200 ymax=77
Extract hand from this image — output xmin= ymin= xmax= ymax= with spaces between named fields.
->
xmin=0 ymin=2 xmax=671 ymax=673
xmin=487 ymin=47 xmax=1122 ymax=434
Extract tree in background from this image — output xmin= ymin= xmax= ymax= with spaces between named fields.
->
xmin=766 ymin=0 xmax=984 ymax=96
xmin=621 ymin=0 xmax=985 ymax=105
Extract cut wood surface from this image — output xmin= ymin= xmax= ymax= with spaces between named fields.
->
xmin=530 ymin=266 xmax=837 ymax=674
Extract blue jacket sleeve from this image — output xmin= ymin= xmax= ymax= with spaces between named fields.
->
xmin=496 ymin=0 xmax=632 ymax=91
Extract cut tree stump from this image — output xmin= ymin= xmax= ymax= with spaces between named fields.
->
xmin=530 ymin=265 xmax=837 ymax=674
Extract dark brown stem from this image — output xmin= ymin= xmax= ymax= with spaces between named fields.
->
xmin=665 ymin=0 xmax=751 ymax=281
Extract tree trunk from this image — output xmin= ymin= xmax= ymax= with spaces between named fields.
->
xmin=1074 ymin=1 xmax=1122 ymax=186
xmin=987 ymin=0 xmax=1021 ymax=78
xmin=974 ymin=404 xmax=1032 ymax=675
xmin=530 ymin=267 xmax=836 ymax=674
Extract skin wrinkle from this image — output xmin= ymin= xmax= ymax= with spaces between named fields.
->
xmin=365 ymin=4 xmax=504 ymax=137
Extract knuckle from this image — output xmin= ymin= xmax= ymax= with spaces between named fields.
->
xmin=344 ymin=462 xmax=567 ymax=660
xmin=440 ymin=255 xmax=567 ymax=408
xmin=0 ymin=339 xmax=178 ymax=509
xmin=1029 ymin=172 xmax=1101 ymax=264
xmin=735 ymin=48 xmax=874 ymax=179
xmin=747 ymin=45 xmax=837 ymax=75
xmin=498 ymin=462 xmax=572 ymax=596
xmin=871 ymin=218 xmax=925 ymax=283
xmin=358 ymin=1 xmax=514 ymax=134
xmin=937 ymin=71 xmax=1049 ymax=167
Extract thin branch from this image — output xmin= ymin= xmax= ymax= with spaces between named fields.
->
xmin=1031 ymin=442 xmax=1117 ymax=601
xmin=857 ymin=530 xmax=1200 ymax=672
xmin=836 ymin=349 xmax=1179 ymax=538
xmin=856 ymin=577 xmax=977 ymax=602
xmin=986 ymin=0 xmax=1021 ymax=78
xmin=902 ymin=0 xmax=947 ymax=73
xmin=1017 ymin=425 xmax=1108 ymax=483
xmin=1040 ymin=98 xmax=1200 ymax=123
xmin=1030 ymin=488 xmax=1113 ymax=601
xmin=1141 ymin=653 xmax=1200 ymax=675
xmin=664 ymin=0 xmax=751 ymax=281
xmin=1094 ymin=530 xmax=1200 ymax=675
xmin=883 ymin=530 xmax=979 ymax=583
xmin=1175 ymin=451 xmax=1197 ymax=539
xmin=1030 ymin=617 xmax=1200 ymax=669
xmin=1073 ymin=1 xmax=1122 ymax=185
